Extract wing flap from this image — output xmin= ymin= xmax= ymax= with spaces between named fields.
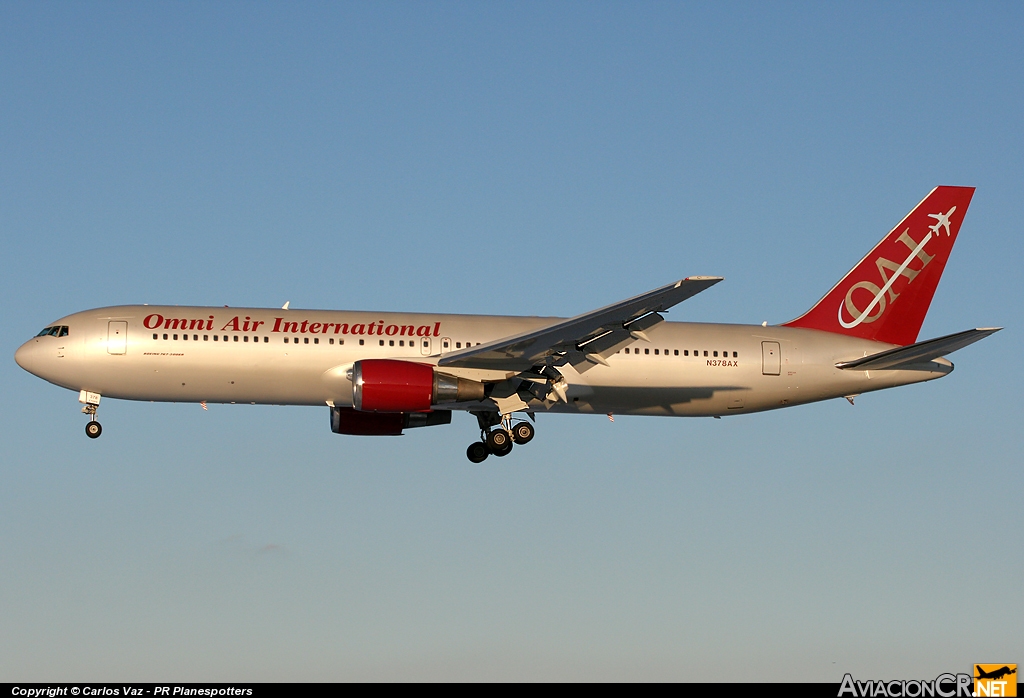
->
xmin=835 ymin=328 xmax=1001 ymax=370
xmin=438 ymin=276 xmax=723 ymax=371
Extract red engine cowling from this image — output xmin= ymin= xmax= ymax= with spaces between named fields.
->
xmin=352 ymin=359 xmax=434 ymax=412
xmin=351 ymin=359 xmax=486 ymax=412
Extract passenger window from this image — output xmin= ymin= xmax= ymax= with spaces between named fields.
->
xmin=314 ymin=338 xmax=319 ymax=344
xmin=153 ymin=333 xmax=158 ymax=340
xmin=442 ymin=341 xmax=448 ymax=349
xmin=389 ymin=340 xmax=394 ymax=346
xmin=173 ymin=334 xmax=178 ymax=340
xmin=733 ymin=351 xmax=738 ymax=358
xmin=684 ymin=350 xmax=688 ymax=356
xmin=183 ymin=334 xmax=188 ymax=341
xmin=303 ymin=337 xmax=308 ymax=344
xmin=264 ymin=337 xmax=268 ymax=343
xmin=456 ymin=342 xmax=461 ymax=348
xmin=359 ymin=339 xmax=364 ymax=346
xmin=329 ymin=338 xmax=334 ymax=345
xmin=224 ymin=336 xmax=229 ymax=342
xmin=674 ymin=349 xmax=678 ymax=356
xmin=703 ymin=350 xmax=708 ymax=357
xmin=204 ymin=335 xmax=209 ymax=341
xmin=194 ymin=335 xmax=198 ymax=341
xmin=284 ymin=337 xmax=288 ymax=343
xmin=233 ymin=335 xmax=238 ymax=342
xmin=654 ymin=349 xmax=659 ymax=355
xmin=713 ymin=351 xmax=718 ymax=357
xmin=379 ymin=340 xmax=384 ymax=346
xmin=165 ymin=334 xmax=170 ymax=340
xmin=213 ymin=335 xmax=218 ymax=341
xmin=644 ymin=348 xmax=650 ymax=355
xmin=339 ymin=340 xmax=343 ymax=345
xmin=243 ymin=335 xmax=248 ymax=342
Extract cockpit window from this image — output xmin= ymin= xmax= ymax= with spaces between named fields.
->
xmin=36 ymin=326 xmax=68 ymax=337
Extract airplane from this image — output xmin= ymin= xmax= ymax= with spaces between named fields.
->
xmin=975 ymin=666 xmax=1016 ymax=681
xmin=15 ymin=186 xmax=1000 ymax=462
xmin=928 ymin=206 xmax=956 ymax=236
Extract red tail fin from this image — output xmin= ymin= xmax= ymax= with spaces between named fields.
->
xmin=783 ymin=186 xmax=975 ymax=346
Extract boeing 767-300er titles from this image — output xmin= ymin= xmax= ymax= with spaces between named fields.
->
xmin=16 ymin=187 xmax=1000 ymax=461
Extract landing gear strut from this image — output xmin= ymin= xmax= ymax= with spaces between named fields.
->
xmin=465 ymin=411 xmax=534 ymax=462
xmin=80 ymin=390 xmax=102 ymax=439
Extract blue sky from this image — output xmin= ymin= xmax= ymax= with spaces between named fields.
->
xmin=2 ymin=2 xmax=1021 ymax=681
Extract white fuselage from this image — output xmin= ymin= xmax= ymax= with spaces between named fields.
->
xmin=15 ymin=305 xmax=951 ymax=418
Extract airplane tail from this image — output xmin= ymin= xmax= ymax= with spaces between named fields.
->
xmin=783 ymin=186 xmax=976 ymax=346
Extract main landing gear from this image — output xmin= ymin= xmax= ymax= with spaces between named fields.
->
xmin=466 ymin=412 xmax=535 ymax=462
xmin=80 ymin=390 xmax=102 ymax=439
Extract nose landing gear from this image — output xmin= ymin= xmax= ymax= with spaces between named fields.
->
xmin=80 ymin=390 xmax=102 ymax=439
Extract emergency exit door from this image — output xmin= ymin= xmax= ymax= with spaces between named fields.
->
xmin=761 ymin=341 xmax=780 ymax=375
xmin=107 ymin=321 xmax=127 ymax=355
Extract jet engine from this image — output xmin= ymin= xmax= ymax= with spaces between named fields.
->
xmin=350 ymin=359 xmax=486 ymax=412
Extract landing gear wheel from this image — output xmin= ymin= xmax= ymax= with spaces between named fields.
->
xmin=492 ymin=440 xmax=513 ymax=457
xmin=485 ymin=428 xmax=511 ymax=452
xmin=466 ymin=442 xmax=489 ymax=463
xmin=85 ymin=421 xmax=102 ymax=439
xmin=511 ymin=421 xmax=535 ymax=445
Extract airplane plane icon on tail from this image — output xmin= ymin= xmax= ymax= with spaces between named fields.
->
xmin=928 ymin=206 xmax=956 ymax=236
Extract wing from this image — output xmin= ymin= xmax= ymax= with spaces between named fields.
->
xmin=438 ymin=276 xmax=723 ymax=372
xmin=835 ymin=327 xmax=1001 ymax=370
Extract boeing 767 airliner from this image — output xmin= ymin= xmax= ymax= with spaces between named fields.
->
xmin=16 ymin=186 xmax=999 ymax=461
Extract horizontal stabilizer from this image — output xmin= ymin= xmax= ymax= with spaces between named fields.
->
xmin=836 ymin=328 xmax=1001 ymax=370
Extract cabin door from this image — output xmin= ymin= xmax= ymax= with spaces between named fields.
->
xmin=108 ymin=321 xmax=128 ymax=355
xmin=761 ymin=341 xmax=780 ymax=375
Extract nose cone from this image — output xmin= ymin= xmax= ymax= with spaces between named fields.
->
xmin=15 ymin=339 xmax=43 ymax=377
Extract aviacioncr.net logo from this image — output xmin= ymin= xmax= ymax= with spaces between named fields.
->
xmin=838 ymin=672 xmax=972 ymax=697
